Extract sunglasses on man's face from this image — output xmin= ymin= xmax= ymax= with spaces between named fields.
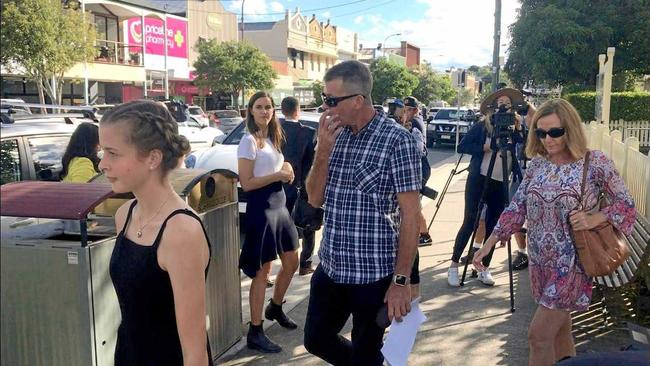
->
xmin=321 ymin=93 xmax=362 ymax=107
xmin=535 ymin=127 xmax=566 ymax=139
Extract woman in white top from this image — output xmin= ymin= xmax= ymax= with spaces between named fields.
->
xmin=237 ymin=91 xmax=299 ymax=353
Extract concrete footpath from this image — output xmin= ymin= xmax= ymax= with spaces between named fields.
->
xmin=217 ymin=154 xmax=632 ymax=365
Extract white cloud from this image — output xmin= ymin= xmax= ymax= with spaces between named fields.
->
xmin=270 ymin=1 xmax=284 ymax=13
xmin=354 ymin=15 xmax=364 ymax=24
xmin=359 ymin=0 xmax=520 ymax=70
xmin=322 ymin=11 xmax=331 ymax=19
xmin=226 ymin=0 xmax=271 ymax=19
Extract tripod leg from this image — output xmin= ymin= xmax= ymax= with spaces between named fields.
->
xmin=459 ymin=207 xmax=484 ymax=286
xmin=427 ymin=154 xmax=465 ymax=231
xmin=460 ymin=149 xmax=499 ymax=286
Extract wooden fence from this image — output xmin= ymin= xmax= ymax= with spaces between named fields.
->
xmin=584 ymin=121 xmax=650 ymax=220
xmin=603 ymin=120 xmax=650 ymax=149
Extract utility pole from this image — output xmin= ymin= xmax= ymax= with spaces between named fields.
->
xmin=491 ymin=0 xmax=502 ymax=92
xmin=240 ymin=0 xmax=245 ymax=108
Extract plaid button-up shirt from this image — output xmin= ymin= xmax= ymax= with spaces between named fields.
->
xmin=319 ymin=111 xmax=422 ymax=284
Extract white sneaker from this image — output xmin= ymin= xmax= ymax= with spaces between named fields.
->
xmin=478 ymin=269 xmax=495 ymax=286
xmin=447 ymin=266 xmax=460 ymax=287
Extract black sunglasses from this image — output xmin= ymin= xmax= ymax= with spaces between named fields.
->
xmin=321 ymin=93 xmax=363 ymax=107
xmin=535 ymin=127 xmax=566 ymax=139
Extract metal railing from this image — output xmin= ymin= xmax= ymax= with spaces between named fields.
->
xmin=94 ymin=40 xmax=143 ymax=66
xmin=585 ymin=121 xmax=650 ymax=220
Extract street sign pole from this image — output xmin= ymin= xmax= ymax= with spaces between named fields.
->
xmin=491 ymin=0 xmax=502 ymax=92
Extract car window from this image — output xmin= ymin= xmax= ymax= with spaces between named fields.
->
xmin=434 ymin=110 xmax=452 ymax=119
xmin=223 ymin=123 xmax=246 ymax=145
xmin=215 ymin=111 xmax=239 ymax=118
xmin=189 ymin=107 xmax=203 ymax=115
xmin=27 ymin=135 xmax=69 ymax=181
xmin=434 ymin=109 xmax=467 ymax=120
xmin=1 ymin=139 xmax=22 ymax=185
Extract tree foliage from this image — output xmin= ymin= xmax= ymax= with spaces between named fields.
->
xmin=369 ymin=58 xmax=419 ymax=104
xmin=410 ymin=64 xmax=456 ymax=106
xmin=506 ymin=0 xmax=650 ymax=89
xmin=193 ymin=40 xmax=277 ymax=105
xmin=311 ymin=81 xmax=323 ymax=107
xmin=1 ymin=0 xmax=97 ymax=105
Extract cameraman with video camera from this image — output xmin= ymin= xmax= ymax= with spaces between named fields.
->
xmin=447 ymin=88 xmax=527 ymax=287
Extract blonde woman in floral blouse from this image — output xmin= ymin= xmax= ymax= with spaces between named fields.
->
xmin=473 ymin=99 xmax=635 ymax=366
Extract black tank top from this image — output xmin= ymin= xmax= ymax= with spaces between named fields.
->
xmin=110 ymin=201 xmax=214 ymax=366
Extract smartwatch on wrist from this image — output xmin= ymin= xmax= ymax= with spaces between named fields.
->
xmin=393 ymin=274 xmax=410 ymax=286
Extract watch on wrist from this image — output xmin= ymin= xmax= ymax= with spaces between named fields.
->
xmin=393 ymin=274 xmax=409 ymax=286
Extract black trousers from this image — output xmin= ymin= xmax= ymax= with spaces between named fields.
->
xmin=451 ymin=175 xmax=507 ymax=266
xmin=285 ymin=185 xmax=316 ymax=268
xmin=299 ymin=228 xmax=315 ymax=268
xmin=304 ymin=266 xmax=392 ymax=366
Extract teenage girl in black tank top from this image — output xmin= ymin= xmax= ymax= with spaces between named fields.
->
xmin=99 ymin=100 xmax=213 ymax=365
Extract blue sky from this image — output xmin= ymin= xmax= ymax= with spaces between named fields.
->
xmin=224 ymin=0 xmax=521 ymax=71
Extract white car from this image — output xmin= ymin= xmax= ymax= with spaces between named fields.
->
xmin=177 ymin=116 xmax=224 ymax=152
xmin=188 ymin=105 xmax=210 ymax=127
xmin=426 ymin=108 xmax=472 ymax=147
xmin=1 ymin=112 xmax=96 ymax=239
xmin=185 ymin=111 xmax=320 ymax=214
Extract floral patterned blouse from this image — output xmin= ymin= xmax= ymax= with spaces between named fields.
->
xmin=492 ymin=150 xmax=636 ymax=311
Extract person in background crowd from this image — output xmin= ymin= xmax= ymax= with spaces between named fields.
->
xmin=510 ymin=96 xmax=537 ymax=271
xmin=237 ymin=91 xmax=300 ymax=353
xmin=473 ymin=98 xmax=635 ymax=365
xmin=304 ymin=60 xmax=421 ymax=365
xmin=280 ymin=96 xmax=318 ymax=276
xmin=99 ymin=100 xmax=213 ymax=365
xmin=394 ymin=96 xmax=432 ymax=301
xmin=403 ymin=96 xmax=433 ymax=246
xmin=447 ymin=88 xmax=524 ymax=288
xmin=61 ymin=122 xmax=100 ymax=183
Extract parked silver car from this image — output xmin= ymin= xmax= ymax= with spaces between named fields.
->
xmin=208 ymin=109 xmax=243 ymax=134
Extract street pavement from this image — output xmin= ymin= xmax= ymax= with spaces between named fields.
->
xmin=217 ymin=148 xmax=633 ymax=365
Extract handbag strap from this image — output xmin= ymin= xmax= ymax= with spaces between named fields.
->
xmin=578 ymin=150 xmax=591 ymax=208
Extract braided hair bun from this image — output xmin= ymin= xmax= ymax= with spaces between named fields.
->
xmin=100 ymin=100 xmax=191 ymax=174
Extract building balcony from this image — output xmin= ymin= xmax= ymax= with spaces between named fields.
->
xmin=94 ymin=40 xmax=143 ymax=67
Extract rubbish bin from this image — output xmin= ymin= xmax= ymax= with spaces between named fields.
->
xmin=1 ymin=168 xmax=241 ymax=366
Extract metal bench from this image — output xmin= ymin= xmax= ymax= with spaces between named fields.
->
xmin=590 ymin=214 xmax=650 ymax=332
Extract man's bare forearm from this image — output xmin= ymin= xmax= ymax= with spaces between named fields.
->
xmin=306 ymin=149 xmax=329 ymax=207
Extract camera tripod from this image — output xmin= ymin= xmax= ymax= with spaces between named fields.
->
xmin=427 ymin=132 xmax=517 ymax=313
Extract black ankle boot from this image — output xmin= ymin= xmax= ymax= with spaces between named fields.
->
xmin=247 ymin=322 xmax=282 ymax=353
xmin=264 ymin=299 xmax=298 ymax=329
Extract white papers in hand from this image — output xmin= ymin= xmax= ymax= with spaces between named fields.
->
xmin=381 ymin=298 xmax=427 ymax=366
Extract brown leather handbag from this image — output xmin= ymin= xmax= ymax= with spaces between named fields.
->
xmin=571 ymin=151 xmax=630 ymax=277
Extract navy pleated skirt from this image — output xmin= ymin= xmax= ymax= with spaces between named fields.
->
xmin=239 ymin=182 xmax=299 ymax=278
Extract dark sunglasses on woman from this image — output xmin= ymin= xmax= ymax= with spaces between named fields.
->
xmin=321 ymin=93 xmax=363 ymax=107
xmin=535 ymin=127 xmax=566 ymax=139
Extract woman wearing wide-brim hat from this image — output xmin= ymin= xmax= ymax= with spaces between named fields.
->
xmin=446 ymin=88 xmax=526 ymax=288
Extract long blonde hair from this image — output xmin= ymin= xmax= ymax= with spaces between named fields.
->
xmin=525 ymin=98 xmax=587 ymax=160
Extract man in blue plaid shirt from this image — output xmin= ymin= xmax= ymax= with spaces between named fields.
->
xmin=305 ymin=60 xmax=422 ymax=365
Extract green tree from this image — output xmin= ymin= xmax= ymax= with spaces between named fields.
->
xmin=193 ymin=40 xmax=277 ymax=107
xmin=311 ymin=81 xmax=323 ymax=107
xmin=369 ymin=58 xmax=419 ymax=103
xmin=1 ymin=0 xmax=96 ymax=106
xmin=506 ymin=0 xmax=650 ymax=89
xmin=410 ymin=64 xmax=455 ymax=105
